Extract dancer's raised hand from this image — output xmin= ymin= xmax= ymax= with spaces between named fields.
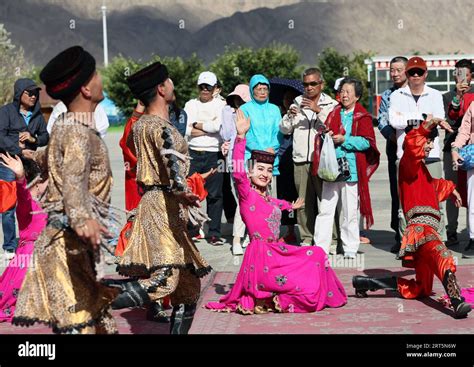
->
xmin=0 ymin=152 xmax=25 ymax=180
xmin=235 ymin=109 xmax=250 ymax=138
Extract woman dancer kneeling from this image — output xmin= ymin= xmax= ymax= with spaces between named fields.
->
xmin=205 ymin=110 xmax=347 ymax=314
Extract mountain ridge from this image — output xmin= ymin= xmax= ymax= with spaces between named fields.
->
xmin=0 ymin=0 xmax=472 ymax=67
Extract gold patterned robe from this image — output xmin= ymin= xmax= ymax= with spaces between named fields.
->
xmin=117 ymin=114 xmax=211 ymax=304
xmin=12 ymin=114 xmax=119 ymax=334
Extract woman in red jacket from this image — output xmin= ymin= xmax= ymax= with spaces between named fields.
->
xmin=313 ymin=78 xmax=379 ymax=258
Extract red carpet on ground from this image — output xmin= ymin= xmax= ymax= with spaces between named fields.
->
xmin=1 ymin=266 xmax=473 ymax=334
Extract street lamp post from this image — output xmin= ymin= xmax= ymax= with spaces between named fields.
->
xmin=101 ymin=5 xmax=109 ymax=66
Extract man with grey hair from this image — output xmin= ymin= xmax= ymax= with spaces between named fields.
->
xmin=280 ymin=67 xmax=338 ymax=246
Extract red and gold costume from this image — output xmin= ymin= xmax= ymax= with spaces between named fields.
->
xmin=397 ymin=124 xmax=457 ymax=298
xmin=115 ymin=111 xmax=209 ymax=257
xmin=119 ymin=109 xmax=143 ymax=212
xmin=116 ymin=109 xmax=143 ymax=257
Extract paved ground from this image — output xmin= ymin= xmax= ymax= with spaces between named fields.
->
xmin=0 ymin=129 xmax=473 ymax=334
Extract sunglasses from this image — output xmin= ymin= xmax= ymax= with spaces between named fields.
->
xmin=198 ymin=84 xmax=215 ymax=91
xmin=24 ymin=89 xmax=39 ymax=97
xmin=407 ymin=68 xmax=426 ymax=77
xmin=303 ymin=81 xmax=323 ymax=87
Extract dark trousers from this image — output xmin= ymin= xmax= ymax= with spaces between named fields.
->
xmin=277 ymin=145 xmax=298 ymax=226
xmin=387 ymin=139 xmax=400 ymax=244
xmin=222 ymin=172 xmax=236 ymax=222
xmin=0 ymin=165 xmax=17 ymax=252
xmin=188 ymin=149 xmax=223 ymax=237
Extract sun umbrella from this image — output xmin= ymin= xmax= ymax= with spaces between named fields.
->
xmin=269 ymin=77 xmax=304 ymax=107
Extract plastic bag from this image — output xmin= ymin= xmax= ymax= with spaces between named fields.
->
xmin=317 ymin=134 xmax=340 ymax=181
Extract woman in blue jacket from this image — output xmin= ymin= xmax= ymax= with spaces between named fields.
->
xmin=240 ymin=74 xmax=284 ymax=185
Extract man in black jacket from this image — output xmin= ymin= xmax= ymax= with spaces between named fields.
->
xmin=0 ymin=78 xmax=49 ymax=259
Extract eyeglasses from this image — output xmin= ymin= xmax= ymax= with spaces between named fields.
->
xmin=303 ymin=81 xmax=323 ymax=88
xmin=254 ymin=87 xmax=269 ymax=94
xmin=407 ymin=68 xmax=426 ymax=77
xmin=198 ymin=84 xmax=215 ymax=91
xmin=24 ymin=89 xmax=39 ymax=97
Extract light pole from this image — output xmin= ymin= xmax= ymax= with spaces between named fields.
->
xmin=101 ymin=5 xmax=109 ymax=66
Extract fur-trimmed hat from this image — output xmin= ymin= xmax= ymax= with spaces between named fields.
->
xmin=251 ymin=150 xmax=276 ymax=165
xmin=127 ymin=61 xmax=169 ymax=99
xmin=40 ymin=46 xmax=96 ymax=101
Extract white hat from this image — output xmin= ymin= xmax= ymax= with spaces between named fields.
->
xmin=197 ymin=71 xmax=217 ymax=86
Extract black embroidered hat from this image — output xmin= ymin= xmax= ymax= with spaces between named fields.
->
xmin=40 ymin=46 xmax=96 ymax=100
xmin=251 ymin=150 xmax=276 ymax=165
xmin=127 ymin=61 xmax=169 ymax=99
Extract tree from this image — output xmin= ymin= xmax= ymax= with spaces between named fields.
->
xmin=103 ymin=45 xmax=302 ymax=121
xmin=157 ymin=53 xmax=204 ymax=107
xmin=26 ymin=65 xmax=43 ymax=86
xmin=318 ymin=47 xmax=350 ymax=98
xmin=0 ymin=24 xmax=31 ymax=106
xmin=210 ymin=44 xmax=302 ymax=96
xmin=349 ymin=50 xmax=375 ymax=109
xmin=100 ymin=56 xmax=143 ymax=119
xmin=102 ymin=53 xmax=204 ymax=119
xmin=318 ymin=47 xmax=374 ymax=110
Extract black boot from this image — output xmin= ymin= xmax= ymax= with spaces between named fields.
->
xmin=111 ymin=281 xmax=151 ymax=310
xmin=390 ymin=242 xmax=401 ymax=254
xmin=442 ymin=270 xmax=471 ymax=319
xmin=169 ymin=303 xmax=197 ymax=334
xmin=101 ymin=278 xmax=134 ymax=291
xmin=146 ymin=301 xmax=170 ymax=323
xmin=352 ymin=275 xmax=398 ymax=298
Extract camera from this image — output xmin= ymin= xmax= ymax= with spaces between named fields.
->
xmin=337 ymin=157 xmax=351 ymax=181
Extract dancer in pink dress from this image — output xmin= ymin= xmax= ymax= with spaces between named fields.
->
xmin=460 ymin=289 xmax=474 ymax=306
xmin=205 ymin=110 xmax=347 ymax=314
xmin=0 ymin=153 xmax=47 ymax=322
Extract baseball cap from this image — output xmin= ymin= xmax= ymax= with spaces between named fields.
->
xmin=197 ymin=71 xmax=217 ymax=86
xmin=406 ymin=57 xmax=427 ymax=72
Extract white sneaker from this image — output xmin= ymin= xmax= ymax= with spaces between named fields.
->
xmin=242 ymin=235 xmax=250 ymax=248
xmin=232 ymin=242 xmax=244 ymax=256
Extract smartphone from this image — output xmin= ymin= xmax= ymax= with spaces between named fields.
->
xmin=457 ymin=68 xmax=468 ymax=84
